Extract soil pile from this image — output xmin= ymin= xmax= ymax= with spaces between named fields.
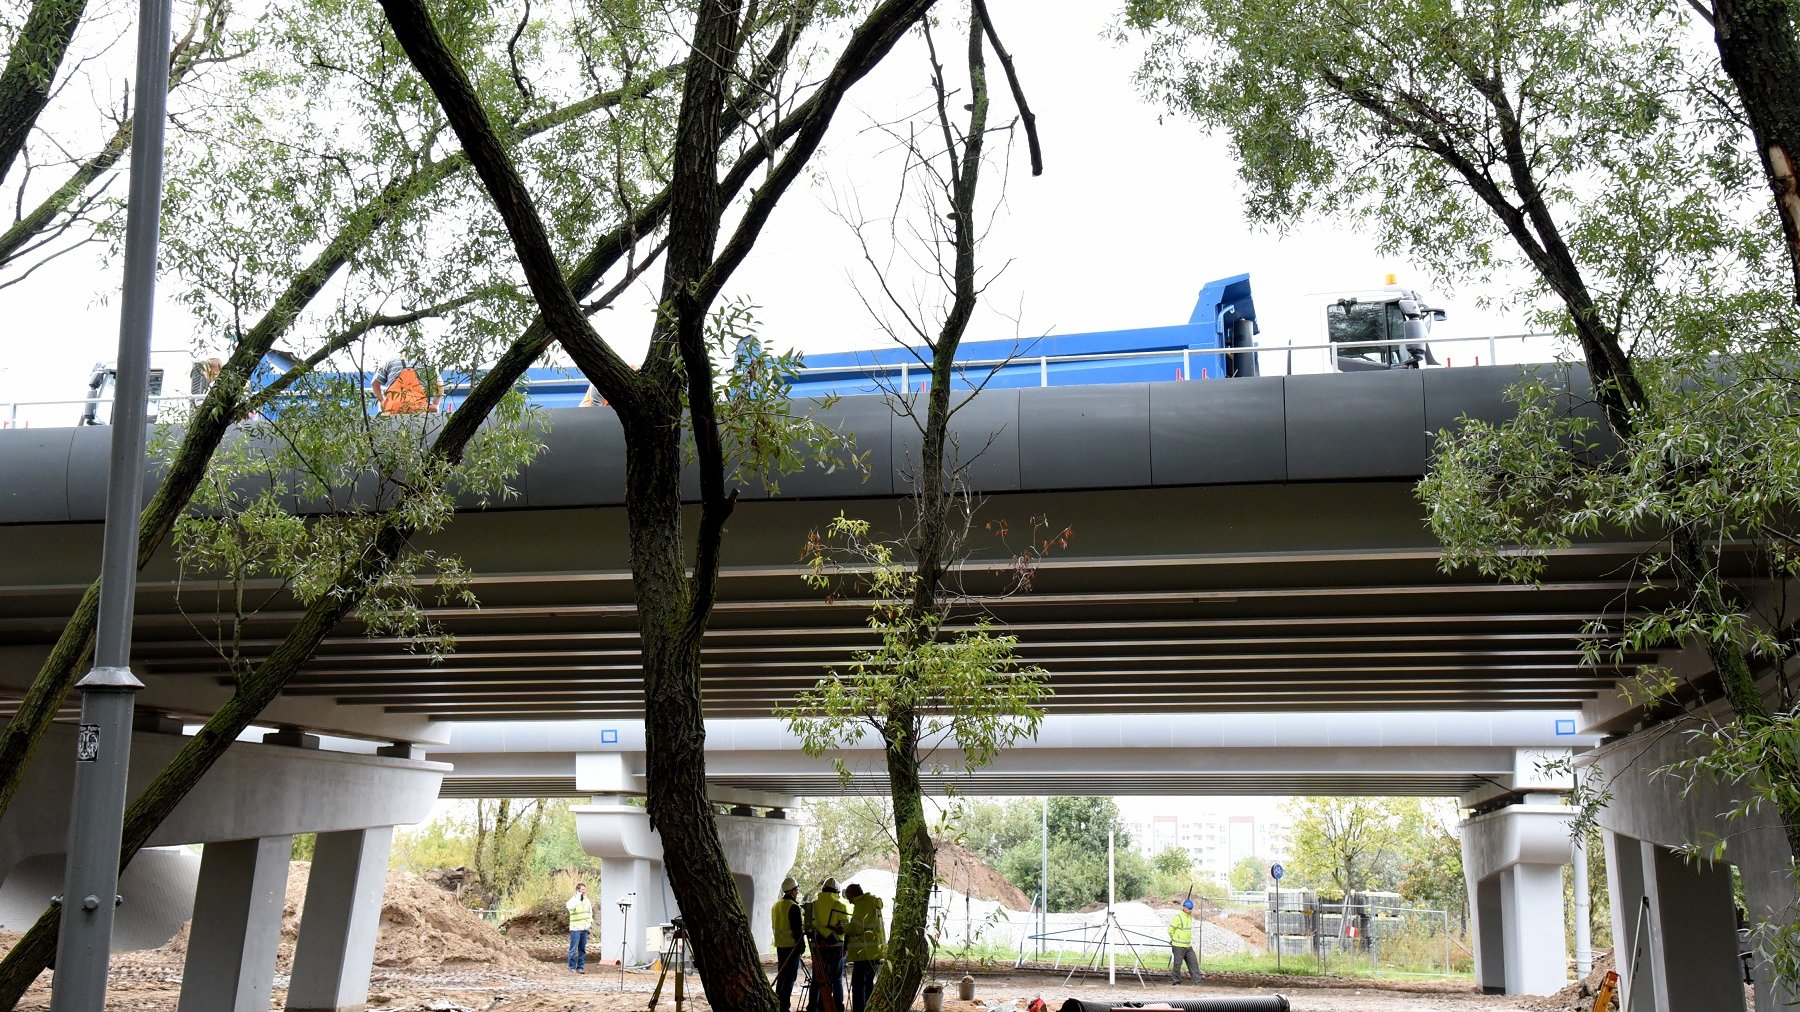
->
xmin=369 ymin=865 xmax=539 ymax=969
xmin=1215 ymin=909 xmax=1269 ymax=949
xmin=124 ymin=861 xmax=538 ymax=973
xmin=876 ymin=840 xmax=1031 ymax=909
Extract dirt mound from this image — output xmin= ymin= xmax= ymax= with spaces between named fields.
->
xmin=134 ymin=861 xmax=539 ymax=973
xmin=371 ymin=864 xmax=539 ymax=969
xmin=1214 ymin=909 xmax=1268 ymax=949
xmin=876 ymin=840 xmax=1031 ymax=910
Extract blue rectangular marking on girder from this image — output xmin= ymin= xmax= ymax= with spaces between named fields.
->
xmin=601 ymin=729 xmax=619 ymax=745
xmin=1555 ymin=719 xmax=1576 ymax=736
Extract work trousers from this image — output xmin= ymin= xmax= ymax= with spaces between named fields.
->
xmin=567 ymin=929 xmax=589 ymax=970
xmin=850 ymin=958 xmax=881 ymax=1012
xmin=807 ymin=943 xmax=845 ymax=1012
xmin=774 ymin=945 xmax=805 ymax=1010
xmin=1169 ymin=943 xmax=1199 ymax=983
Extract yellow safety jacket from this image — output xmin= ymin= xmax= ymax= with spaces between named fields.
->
xmin=1168 ymin=910 xmax=1193 ymax=948
xmin=846 ymin=894 xmax=886 ymax=962
xmin=811 ymin=891 xmax=850 ymax=945
xmin=566 ymin=895 xmax=593 ymax=932
xmin=772 ymin=896 xmax=803 ymax=948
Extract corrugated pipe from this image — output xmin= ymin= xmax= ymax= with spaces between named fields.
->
xmin=1057 ymin=998 xmax=1290 ymax=1012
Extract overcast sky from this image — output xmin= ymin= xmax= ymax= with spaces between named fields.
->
xmin=0 ymin=2 xmax=1532 ymax=424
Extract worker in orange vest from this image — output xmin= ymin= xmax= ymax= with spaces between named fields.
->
xmin=370 ymin=357 xmax=441 ymax=415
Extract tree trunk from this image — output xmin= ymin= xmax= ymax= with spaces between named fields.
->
xmin=1711 ymin=0 xmax=1800 ymax=304
xmin=0 ymin=79 xmax=653 ymax=828
xmin=623 ymin=402 xmax=778 ymax=1012
xmin=0 ymin=521 xmax=410 ymax=1009
xmin=869 ymin=712 xmax=935 ymax=1012
xmin=0 ymin=0 xmax=87 ymax=185
xmin=0 ymin=314 xmax=558 ymax=1007
xmin=872 ymin=14 xmax=989 ymax=1008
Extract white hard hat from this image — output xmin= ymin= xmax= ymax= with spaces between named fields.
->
xmin=821 ymin=877 xmax=839 ymax=892
xmin=781 ymin=877 xmax=798 ymax=893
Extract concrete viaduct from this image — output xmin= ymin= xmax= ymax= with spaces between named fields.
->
xmin=0 ymin=364 xmax=1788 ymax=1010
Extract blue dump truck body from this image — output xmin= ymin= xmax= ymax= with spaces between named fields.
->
xmin=787 ymin=274 xmax=1260 ymax=399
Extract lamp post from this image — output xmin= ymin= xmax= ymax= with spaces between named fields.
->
xmin=48 ymin=0 xmax=174 ymax=1005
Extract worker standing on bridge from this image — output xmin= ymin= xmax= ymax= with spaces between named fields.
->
xmin=808 ymin=877 xmax=849 ymax=1012
xmin=565 ymin=881 xmax=593 ymax=973
xmin=772 ymin=876 xmax=807 ymax=1012
xmin=370 ymin=356 xmax=441 ymax=415
xmin=1168 ymin=898 xmax=1201 ymax=985
xmin=842 ymin=883 xmax=885 ymax=1012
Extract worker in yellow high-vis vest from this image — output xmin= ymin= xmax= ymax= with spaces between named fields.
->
xmin=808 ymin=878 xmax=850 ymax=1012
xmin=566 ymin=881 xmax=594 ymax=973
xmin=771 ymin=876 xmax=807 ymax=1012
xmin=1168 ymin=898 xmax=1201 ymax=984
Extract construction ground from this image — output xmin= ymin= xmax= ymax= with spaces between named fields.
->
xmin=0 ymin=861 xmax=1692 ymax=1011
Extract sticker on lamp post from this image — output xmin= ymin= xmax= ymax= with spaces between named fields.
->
xmin=76 ymin=724 xmax=101 ymax=762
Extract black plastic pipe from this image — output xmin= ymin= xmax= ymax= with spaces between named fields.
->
xmin=1058 ymin=997 xmax=1291 ymax=1012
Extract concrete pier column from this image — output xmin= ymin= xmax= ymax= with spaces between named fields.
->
xmin=178 ymin=836 xmax=292 ymax=1012
xmin=717 ymin=809 xmax=801 ymax=954
xmin=1604 ymin=830 xmax=1657 ymax=1012
xmin=1641 ymin=844 xmax=1741 ymax=1012
xmin=574 ymin=793 xmax=801 ymax=964
xmin=1460 ymin=800 xmax=1573 ymax=995
xmin=1470 ymin=875 xmax=1505 ymax=991
xmin=284 ymin=827 xmax=394 ymax=1012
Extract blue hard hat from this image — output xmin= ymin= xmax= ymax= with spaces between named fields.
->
xmin=1183 ymin=899 xmax=1194 ymax=910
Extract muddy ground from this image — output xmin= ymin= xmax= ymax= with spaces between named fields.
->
xmin=3 ymin=958 xmax=1563 ymax=1011
xmin=0 ymin=863 xmax=1611 ymax=1011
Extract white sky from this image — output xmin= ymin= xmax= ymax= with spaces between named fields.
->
xmin=0 ymin=2 xmax=1536 ymax=424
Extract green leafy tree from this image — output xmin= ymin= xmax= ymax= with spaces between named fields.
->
xmin=1128 ymin=0 xmax=1800 ymax=975
xmin=779 ymin=8 xmax=1047 ymax=1008
xmin=374 ymin=2 xmax=945 ymax=1008
xmin=1285 ymin=797 xmax=1410 ymax=898
xmin=1393 ymin=799 xmax=1465 ymax=922
xmin=0 ymin=2 xmax=688 ymax=999
xmin=1228 ymin=855 xmax=1266 ymax=893
xmin=790 ymin=796 xmax=899 ymax=892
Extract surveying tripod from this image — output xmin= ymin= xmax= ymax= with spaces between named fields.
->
xmin=647 ymin=918 xmax=689 ymax=1011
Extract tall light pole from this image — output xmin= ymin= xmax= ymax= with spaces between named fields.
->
xmin=49 ymin=0 xmax=173 ymax=1004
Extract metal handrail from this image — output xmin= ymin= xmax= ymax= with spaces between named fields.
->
xmin=794 ymin=331 xmax=1566 ymax=385
xmin=1 ymin=332 xmax=1568 ymax=428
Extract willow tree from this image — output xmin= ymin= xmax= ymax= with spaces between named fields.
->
xmin=777 ymin=6 xmax=1051 ymax=1009
xmin=0 ymin=1 xmax=231 ymax=280
xmin=0 ymin=2 xmax=691 ymax=1001
xmin=0 ymin=0 xmax=675 ymax=826
xmin=1703 ymin=0 xmax=1800 ymax=303
xmin=375 ymin=1 xmax=939 ymax=1007
xmin=1128 ymin=0 xmax=1800 ymax=967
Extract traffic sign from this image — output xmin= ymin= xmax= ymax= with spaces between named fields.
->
xmin=1270 ymin=863 xmax=1284 ymax=881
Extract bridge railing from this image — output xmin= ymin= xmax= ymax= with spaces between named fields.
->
xmin=0 ymin=331 xmax=1571 ymax=429
xmin=789 ymin=331 xmax=1569 ymax=392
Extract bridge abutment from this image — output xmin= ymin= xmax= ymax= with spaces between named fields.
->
xmin=1590 ymin=722 xmax=1799 ymax=1012
xmin=1604 ymin=830 xmax=1745 ymax=1012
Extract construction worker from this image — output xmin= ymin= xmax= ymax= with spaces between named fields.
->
xmin=369 ymin=356 xmax=441 ymax=415
xmin=772 ymin=876 xmax=807 ymax=1012
xmin=1168 ymin=897 xmax=1200 ymax=984
xmin=807 ymin=877 xmax=850 ymax=1012
xmin=565 ymin=882 xmax=593 ymax=973
xmin=842 ymin=883 xmax=885 ymax=1012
